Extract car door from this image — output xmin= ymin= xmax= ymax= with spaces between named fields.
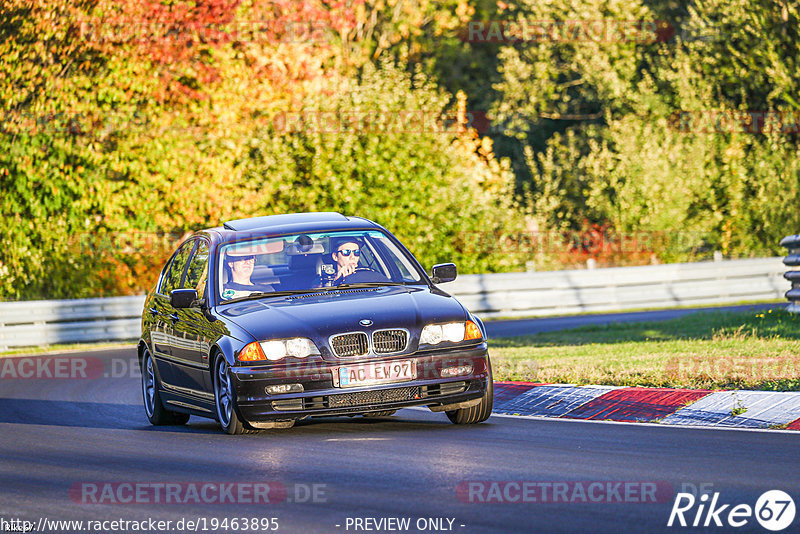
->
xmin=169 ymin=239 xmax=216 ymax=404
xmin=153 ymin=239 xmax=195 ymax=387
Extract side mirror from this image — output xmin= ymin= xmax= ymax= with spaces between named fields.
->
xmin=431 ymin=263 xmax=457 ymax=284
xmin=170 ymin=288 xmax=200 ymax=309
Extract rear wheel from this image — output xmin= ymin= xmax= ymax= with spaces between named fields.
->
xmin=141 ymin=347 xmax=190 ymax=426
xmin=446 ymin=361 xmax=493 ymax=425
xmin=213 ymin=355 xmax=257 ymax=435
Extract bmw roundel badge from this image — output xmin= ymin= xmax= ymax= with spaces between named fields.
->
xmin=359 ymin=319 xmax=373 ymax=327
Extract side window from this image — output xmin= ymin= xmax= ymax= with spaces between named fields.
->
xmin=374 ymin=236 xmax=419 ymax=282
xmin=385 ymin=250 xmax=414 ymax=280
xmin=184 ymin=240 xmax=210 ymax=297
xmin=157 ymin=257 xmax=174 ymax=292
xmin=161 ymin=240 xmax=195 ymax=294
xmin=361 ymin=239 xmax=389 ymax=275
xmin=358 ymin=245 xmax=376 ymax=269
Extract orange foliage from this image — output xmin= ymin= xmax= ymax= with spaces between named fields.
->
xmin=87 ymin=0 xmax=363 ymax=102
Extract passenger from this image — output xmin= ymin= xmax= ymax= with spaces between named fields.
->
xmin=221 ymin=252 xmax=273 ymax=299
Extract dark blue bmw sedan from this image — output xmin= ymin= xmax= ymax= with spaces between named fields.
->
xmin=139 ymin=213 xmax=492 ymax=434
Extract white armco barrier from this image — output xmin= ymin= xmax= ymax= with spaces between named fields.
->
xmin=0 ymin=296 xmax=146 ymax=350
xmin=448 ymin=257 xmax=787 ymax=318
xmin=0 ymin=258 xmax=788 ymax=349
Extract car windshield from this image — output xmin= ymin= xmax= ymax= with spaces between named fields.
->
xmin=218 ymin=230 xmax=425 ymax=302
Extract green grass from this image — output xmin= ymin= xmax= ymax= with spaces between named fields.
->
xmin=489 ymin=308 xmax=800 ymax=391
xmin=483 ymin=298 xmax=784 ymax=322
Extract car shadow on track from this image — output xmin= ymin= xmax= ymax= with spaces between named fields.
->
xmin=0 ymin=398 xmax=486 ymax=435
xmin=183 ymin=414 xmax=474 ymax=437
xmin=181 ymin=406 xmax=497 ymax=436
xmin=0 ymin=398 xmax=219 ymax=433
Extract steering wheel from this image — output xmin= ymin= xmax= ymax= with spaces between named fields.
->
xmin=339 ymin=268 xmax=391 ymax=284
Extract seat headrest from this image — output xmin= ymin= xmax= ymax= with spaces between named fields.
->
xmin=289 ymin=254 xmax=322 ymax=272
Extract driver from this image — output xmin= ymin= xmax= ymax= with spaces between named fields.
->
xmin=330 ymin=239 xmax=361 ymax=285
xmin=321 ymin=237 xmax=391 ymax=287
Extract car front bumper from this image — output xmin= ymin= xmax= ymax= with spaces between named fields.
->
xmin=230 ymin=344 xmax=490 ymax=423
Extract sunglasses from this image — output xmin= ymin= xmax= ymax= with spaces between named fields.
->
xmin=230 ymin=255 xmax=255 ymax=262
xmin=337 ymin=249 xmax=360 ymax=257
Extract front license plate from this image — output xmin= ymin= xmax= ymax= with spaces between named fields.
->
xmin=336 ymin=360 xmax=416 ymax=388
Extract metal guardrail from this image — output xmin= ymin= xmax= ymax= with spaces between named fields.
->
xmin=0 ymin=258 xmax=788 ymax=350
xmin=449 ymin=257 xmax=786 ymax=318
xmin=781 ymin=234 xmax=800 ymax=313
xmin=0 ymin=296 xmax=145 ymax=351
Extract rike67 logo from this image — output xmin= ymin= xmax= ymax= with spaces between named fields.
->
xmin=667 ymin=490 xmax=796 ymax=531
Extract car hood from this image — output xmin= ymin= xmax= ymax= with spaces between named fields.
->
xmin=215 ymin=286 xmax=468 ymax=359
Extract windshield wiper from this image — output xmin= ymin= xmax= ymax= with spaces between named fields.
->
xmin=336 ymin=282 xmax=406 ymax=289
xmin=222 ymin=289 xmax=328 ymax=304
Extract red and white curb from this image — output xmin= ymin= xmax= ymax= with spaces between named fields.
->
xmin=494 ymin=382 xmax=800 ymax=430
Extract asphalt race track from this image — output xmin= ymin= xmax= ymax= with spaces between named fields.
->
xmin=1 ymin=305 xmax=798 ymax=534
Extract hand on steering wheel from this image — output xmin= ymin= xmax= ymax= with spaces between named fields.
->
xmin=335 ymin=267 xmax=376 ymax=284
xmin=334 ymin=264 xmax=358 ymax=281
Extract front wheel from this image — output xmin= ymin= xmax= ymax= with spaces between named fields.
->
xmin=446 ymin=361 xmax=493 ymax=425
xmin=213 ymin=356 xmax=256 ymax=435
xmin=141 ymin=347 xmax=189 ymax=426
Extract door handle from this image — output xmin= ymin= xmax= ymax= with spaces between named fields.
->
xmin=169 ymin=313 xmax=180 ymax=323
xmin=148 ymin=307 xmax=160 ymax=316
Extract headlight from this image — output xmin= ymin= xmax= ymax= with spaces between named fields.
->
xmin=238 ymin=338 xmax=320 ymax=362
xmin=420 ymin=321 xmax=482 ymax=345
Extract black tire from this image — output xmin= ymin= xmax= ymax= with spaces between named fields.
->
xmin=446 ymin=360 xmax=493 ymax=425
xmin=362 ymin=410 xmax=396 ymax=417
xmin=141 ymin=347 xmax=190 ymax=426
xmin=213 ymin=355 xmax=257 ymax=435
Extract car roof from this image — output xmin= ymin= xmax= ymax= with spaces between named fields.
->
xmin=223 ymin=212 xmax=350 ymax=231
xmin=204 ymin=212 xmax=382 ymax=242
